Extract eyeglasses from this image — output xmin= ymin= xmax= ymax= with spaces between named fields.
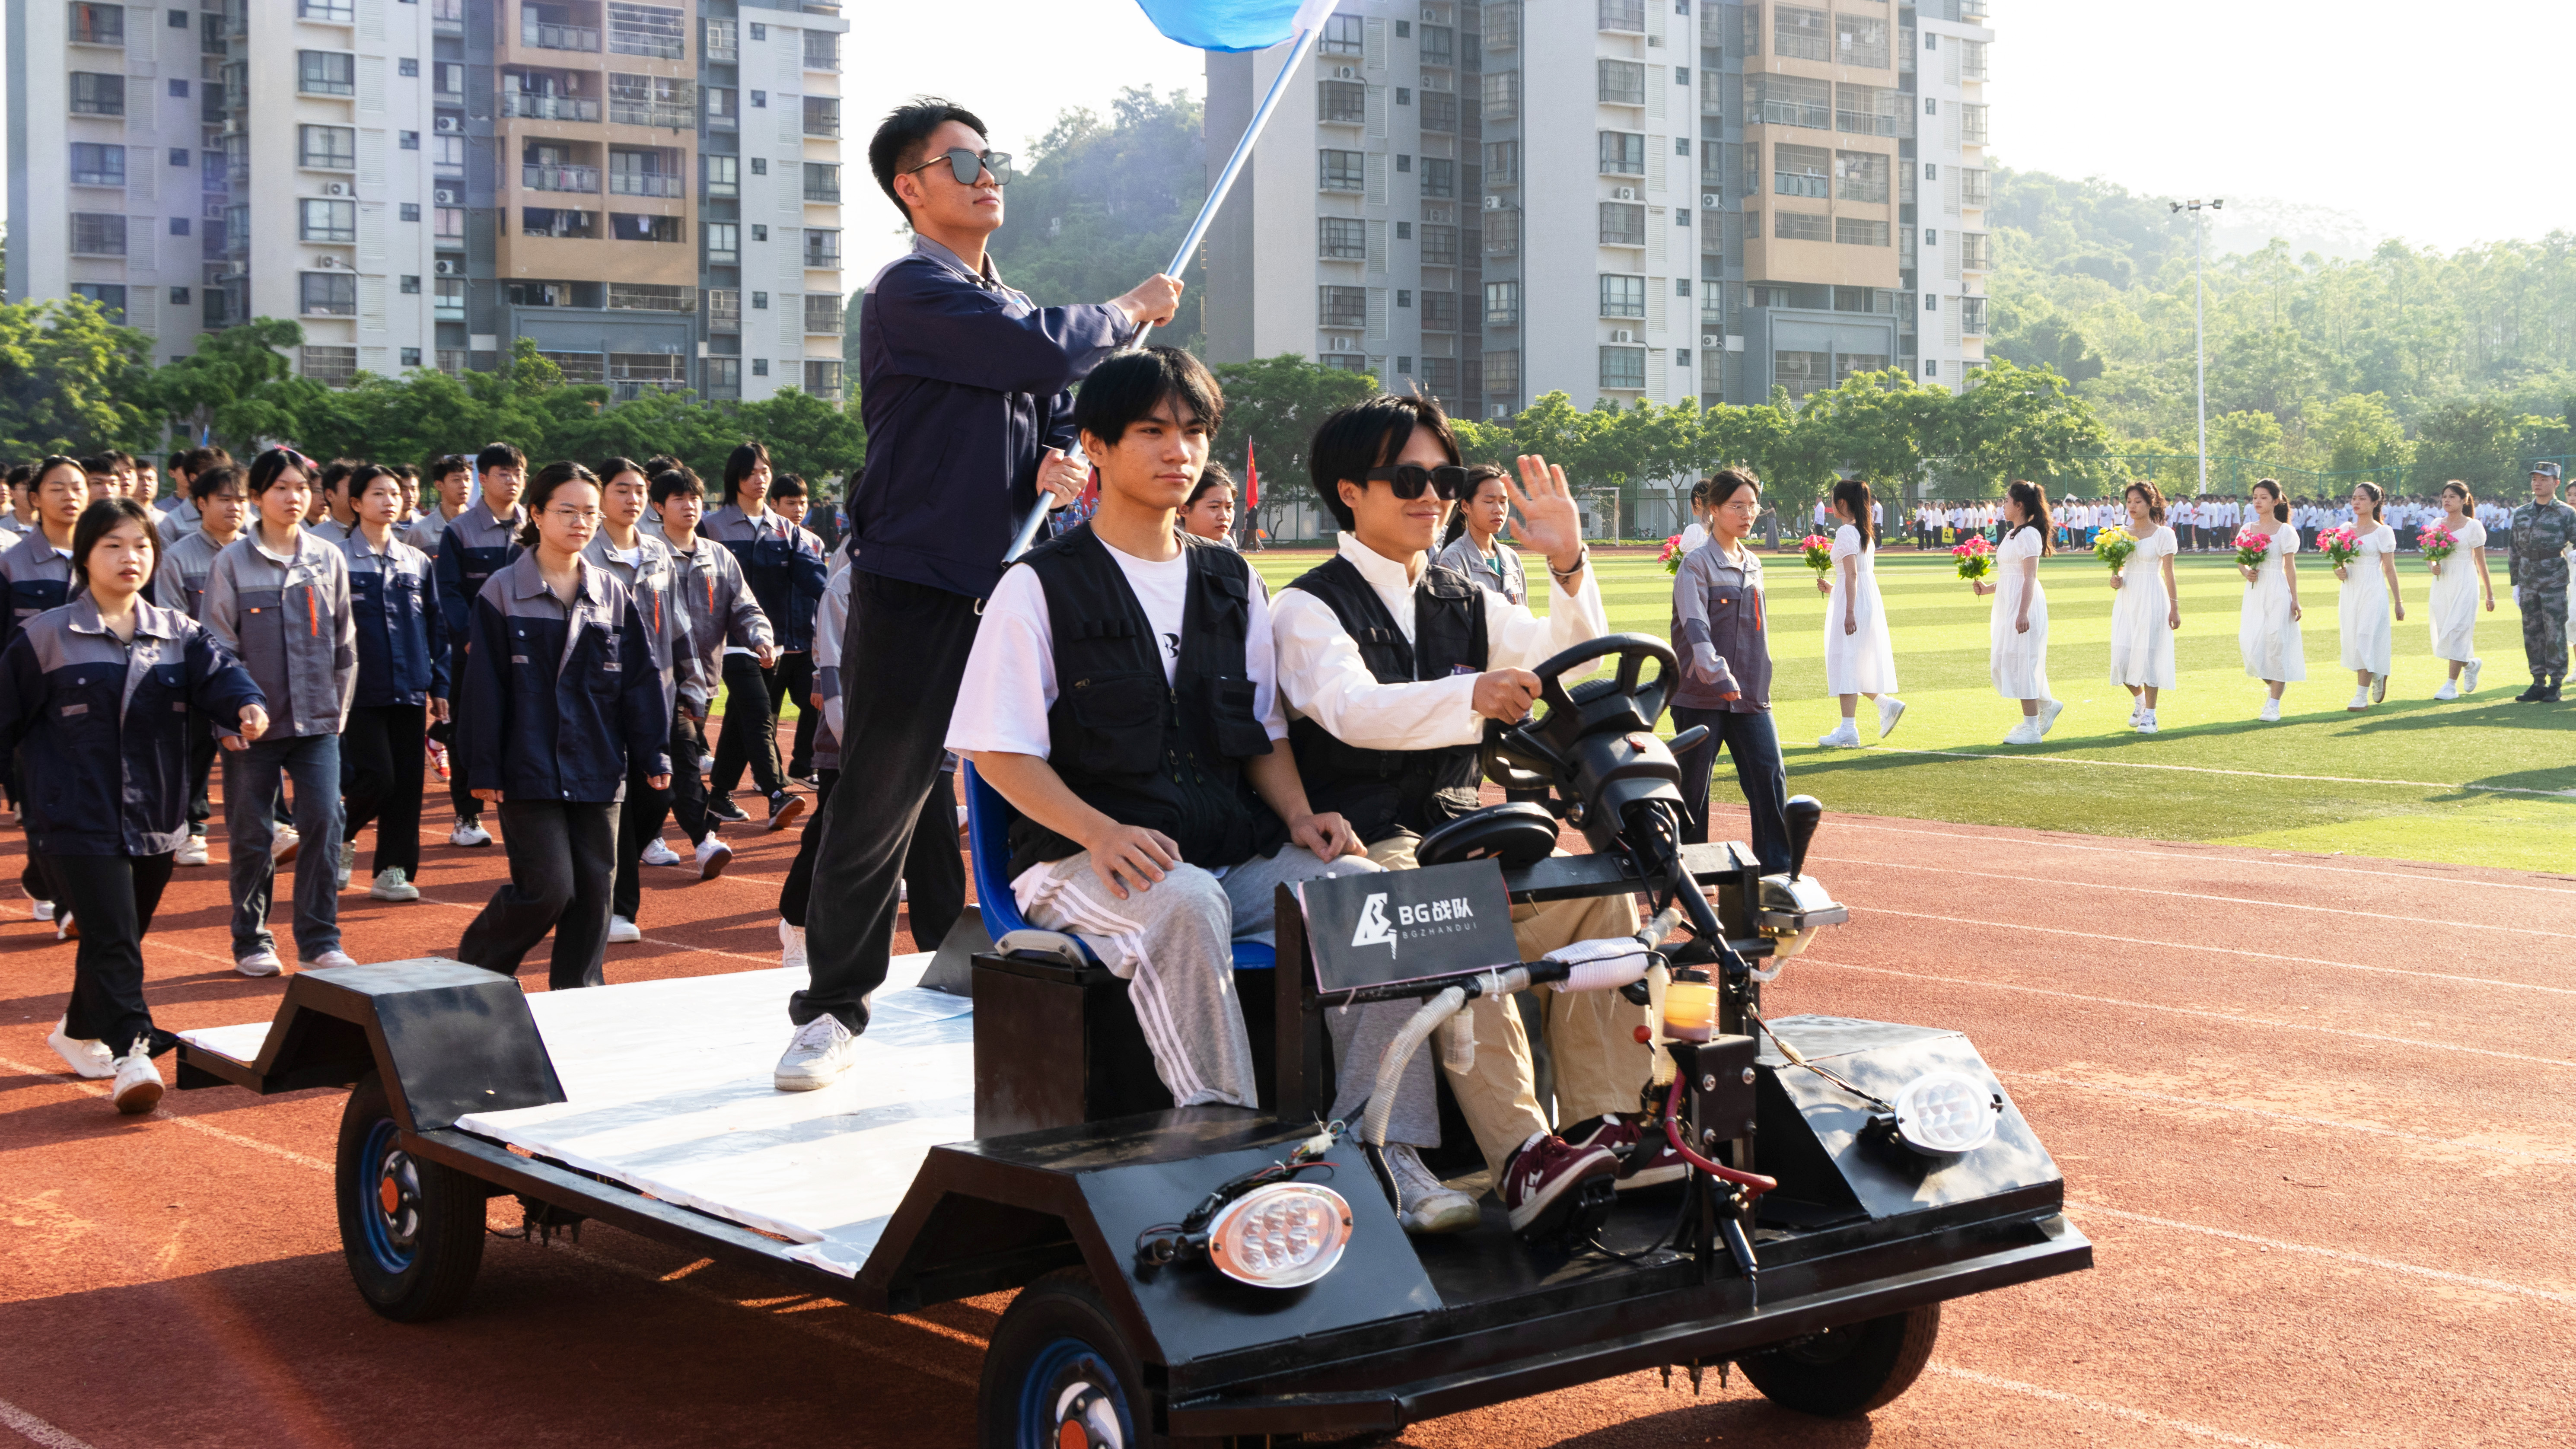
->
xmin=904 ymin=147 xmax=1015 ymax=188
xmin=544 ymin=507 xmax=602 ymax=523
xmin=1363 ymin=465 xmax=1474 ymax=501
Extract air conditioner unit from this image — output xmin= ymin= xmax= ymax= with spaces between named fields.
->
xmin=1702 ymin=334 xmax=1719 ymax=348
xmin=324 ymin=182 xmax=351 ymax=197
xmin=434 ymin=186 xmax=462 ymax=205
xmin=1613 ymin=186 xmax=1637 ymax=201
xmin=433 ymin=115 xmax=462 ymax=133
xmin=313 ymin=256 xmax=343 ymax=269
xmin=1333 ymin=65 xmax=1359 ymax=79
xmin=1610 ymin=329 xmax=1636 ymax=343
xmin=1481 ymin=194 xmax=1502 ymax=210
xmin=1702 ymin=193 xmax=1720 ymax=207
xmin=1328 ymin=337 xmax=1351 ymax=351
xmin=433 ymin=258 xmax=462 ymax=275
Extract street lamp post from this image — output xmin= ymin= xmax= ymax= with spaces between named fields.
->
xmin=2170 ymin=197 xmax=2223 ymax=495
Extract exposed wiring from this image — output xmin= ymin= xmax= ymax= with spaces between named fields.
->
xmin=1662 ymin=1077 xmax=1779 ymax=1199
xmin=1744 ymin=1007 xmax=1891 ymax=1111
xmin=1134 ymin=1121 xmax=1345 ymax=1268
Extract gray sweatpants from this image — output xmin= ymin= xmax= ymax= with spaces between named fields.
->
xmin=1016 ymin=844 xmax=1441 ymax=1147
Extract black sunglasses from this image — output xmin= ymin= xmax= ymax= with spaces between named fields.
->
xmin=905 ymin=147 xmax=1015 ymax=187
xmin=1364 ymin=465 xmax=1474 ymax=501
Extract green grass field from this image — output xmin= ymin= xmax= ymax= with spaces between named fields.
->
xmin=1252 ymin=544 xmax=2574 ymax=874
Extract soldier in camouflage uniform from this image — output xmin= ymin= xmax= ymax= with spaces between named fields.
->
xmin=2508 ymin=462 xmax=2576 ymax=701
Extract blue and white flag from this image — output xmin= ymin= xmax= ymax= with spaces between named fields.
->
xmin=1132 ymin=0 xmax=1339 ymax=52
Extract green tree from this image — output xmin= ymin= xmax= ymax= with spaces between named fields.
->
xmin=734 ymin=387 xmax=868 ymax=487
xmin=1943 ymin=357 xmax=2113 ymax=491
xmin=0 ymin=296 xmax=164 ymax=455
xmin=2411 ymin=398 xmax=2546 ymax=494
xmin=985 ymin=88 xmax=1208 ymax=344
xmin=2312 ymin=392 xmax=2413 ymax=478
xmin=2206 ymin=409 xmax=2286 ymax=467
xmin=1207 ymin=353 xmax=1377 ymax=529
xmin=1802 ymin=368 xmax=1950 ymax=494
xmin=150 ymin=318 xmax=331 ymax=456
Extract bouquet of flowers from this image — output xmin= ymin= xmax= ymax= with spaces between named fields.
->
xmin=1951 ymin=534 xmax=1994 ymax=582
xmin=1659 ymin=533 xmax=1687 ymax=574
xmin=1800 ymin=533 xmax=1835 ymax=575
xmin=2417 ymin=524 xmax=2458 ymax=566
xmin=2232 ymin=527 xmax=2274 ymax=571
xmin=2315 ymin=524 xmax=2361 ymax=569
xmin=2092 ymin=524 xmax=2137 ymax=573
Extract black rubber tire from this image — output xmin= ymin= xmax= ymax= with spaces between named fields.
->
xmin=1736 ymin=1302 xmax=1940 ymax=1418
xmin=978 ymin=1268 xmax=1150 ymax=1449
xmin=335 ymin=1071 xmax=487 ymax=1322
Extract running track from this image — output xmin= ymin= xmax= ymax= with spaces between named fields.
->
xmin=2 ymin=752 xmax=2570 ymax=1448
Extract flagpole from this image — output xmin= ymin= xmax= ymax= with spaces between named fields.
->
xmin=1004 ymin=20 xmax=1327 ymax=565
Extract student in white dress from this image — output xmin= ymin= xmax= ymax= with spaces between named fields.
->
xmin=1675 ymin=485 xmax=1712 ymax=559
xmin=2334 ymin=483 xmax=2405 ymax=711
xmin=2425 ymin=481 xmax=2496 ymax=699
xmin=2107 ymin=481 xmax=2181 ymax=733
xmin=1815 ymin=479 xmax=1904 ymax=745
xmin=2237 ymin=478 xmax=2306 ymax=721
xmin=1971 ymin=481 xmax=2060 ymax=744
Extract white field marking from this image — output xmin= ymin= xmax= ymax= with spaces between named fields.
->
xmin=1836 ymin=743 xmax=2576 ymax=798
xmin=1816 ymin=817 xmax=2576 ymax=895
xmin=1810 ymin=854 xmax=2576 ymax=941
xmin=1797 ymin=961 xmax=2576 ymax=1070
xmin=0 ymin=1398 xmax=99 ymax=1449
xmin=0 ymin=1055 xmax=334 ymax=1171
xmin=2071 ymin=1202 xmax=2576 ymax=1308
xmin=1923 ymin=1366 xmax=2309 ymax=1449
xmin=2013 ymin=1074 xmax=2576 ymax=1169
xmin=1848 ymin=907 xmax=2576 ymax=998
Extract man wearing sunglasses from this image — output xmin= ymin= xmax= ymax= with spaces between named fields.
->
xmin=777 ymin=99 xmax=1184 ymax=1090
xmin=1270 ymin=395 xmax=1672 ymax=1242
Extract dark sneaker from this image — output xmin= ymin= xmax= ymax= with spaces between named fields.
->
xmin=2518 ymin=678 xmax=2550 ymax=702
xmin=1561 ymin=1113 xmax=1690 ymax=1191
xmin=707 ymin=797 xmax=751 ymax=824
xmin=1499 ymin=1131 xmax=1621 ymax=1239
xmin=765 ymin=792 xmax=806 ymax=833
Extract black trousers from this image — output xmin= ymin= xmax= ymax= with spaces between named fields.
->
xmin=458 ymin=799 xmax=618 ymax=990
xmin=14 ymin=746 xmax=49 ymax=905
xmin=796 ymin=573 xmax=982 ymax=1032
xmin=627 ymin=709 xmax=713 ymax=851
xmin=185 ymin=710 xmax=219 ymax=831
xmin=613 ymin=745 xmax=676 ymax=922
xmin=54 ymin=851 xmax=178 ymax=1056
xmin=342 ymin=702 xmax=427 ymax=877
xmin=710 ymin=653 xmax=785 ymax=801
xmin=782 ymin=769 xmax=965 ymax=952
xmin=1671 ymin=704 xmax=1793 ymax=873
xmin=780 ymin=651 xmax=818 ymax=776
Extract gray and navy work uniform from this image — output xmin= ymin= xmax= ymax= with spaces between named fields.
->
xmin=0 ymin=596 xmax=264 ymax=1054
xmin=341 ymin=528 xmax=451 ymax=880
xmin=1669 ymin=538 xmax=1790 ymax=868
xmin=433 ymin=500 xmax=525 ymax=823
xmin=584 ymin=529 xmax=705 ymax=924
xmin=157 ymin=493 xmax=202 ymax=548
xmin=647 ymin=522 xmax=772 ymax=846
xmin=2507 ymin=494 xmax=2576 ymax=689
xmin=0 ymin=528 xmax=79 ymax=866
xmin=454 ymin=553 xmax=670 ymax=991
xmin=151 ymin=525 xmax=238 ymax=836
xmin=701 ymin=502 xmax=825 ymax=803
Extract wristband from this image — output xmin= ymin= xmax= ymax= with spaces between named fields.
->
xmin=1548 ymin=545 xmax=1588 ymax=582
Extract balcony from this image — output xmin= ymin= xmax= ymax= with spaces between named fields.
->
xmin=1597 ymin=0 xmax=1644 ymax=34
xmin=802 ymin=97 xmax=840 ymax=138
xmin=502 ymin=92 xmax=602 ymax=122
xmin=706 ymin=290 xmax=740 ymax=331
xmin=607 ymin=4 xmax=688 ymax=60
xmin=803 ymin=295 xmax=842 ymax=334
xmin=521 ymin=19 xmax=601 ymax=52
xmin=803 ymin=178 xmax=841 ymax=203
xmin=802 ymin=31 xmax=839 ymax=70
xmin=69 ymin=4 xmax=124 ymax=47
xmin=802 ymin=233 xmax=841 ymax=270
xmin=299 ymin=0 xmax=355 ymax=20
xmin=523 ymin=163 xmax=600 ymax=192
xmin=704 ymin=20 xmax=736 ymax=61
xmin=433 ymin=0 xmax=462 ymax=33
xmin=606 ymin=282 xmax=692 ymax=312
xmin=608 ymin=171 xmax=682 ymax=197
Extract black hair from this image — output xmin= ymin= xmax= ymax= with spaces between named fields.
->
xmin=245 ymin=447 xmax=311 ymax=498
xmin=598 ymin=455 xmax=650 ymax=487
xmin=1072 ymin=346 xmax=1225 ymax=453
xmin=189 ymin=462 xmax=243 ymax=502
xmin=518 ymin=462 xmax=601 ymax=548
xmin=2441 ymin=479 xmax=2475 ymax=507
xmin=649 ymin=467 xmax=705 ymax=507
xmin=1439 ymin=464 xmax=1509 ymax=546
xmin=73 ymin=497 xmax=157 ymax=589
xmin=1308 ymin=393 xmax=1461 ymax=532
xmin=475 ymin=441 xmax=527 ymax=475
xmin=869 ymin=98 xmax=990 ymax=216
xmin=2005 ymin=480 xmax=2056 ymax=553
xmin=320 ymin=460 xmax=353 ymax=495
xmin=769 ymin=471 xmax=808 ymax=501
xmin=2251 ymin=478 xmax=2289 ymax=524
xmin=723 ymin=441 xmax=771 ymax=506
xmin=32 ymin=455 xmax=86 ymax=496
xmin=1830 ymin=478 xmax=1876 ymax=551
xmin=80 ymin=454 xmax=118 ymax=480
xmin=426 ymin=452 xmax=471 ymax=485
xmin=347 ymin=462 xmax=405 ymax=506
xmin=6 ymin=462 xmax=35 ymax=492
xmin=2350 ymin=480 xmax=2385 ymax=522
xmin=2122 ymin=479 xmax=2168 ymax=523
xmin=1704 ymin=468 xmax=1762 ymax=514
xmin=1187 ymin=461 xmax=1237 ymax=512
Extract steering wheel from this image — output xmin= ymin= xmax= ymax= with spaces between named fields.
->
xmin=1481 ymin=634 xmax=1678 ymax=793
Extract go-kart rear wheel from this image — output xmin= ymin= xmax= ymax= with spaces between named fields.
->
xmin=335 ymin=1070 xmax=487 ymax=1322
xmin=1736 ymin=1302 xmax=1939 ymax=1418
xmin=980 ymin=1268 xmax=1148 ymax=1449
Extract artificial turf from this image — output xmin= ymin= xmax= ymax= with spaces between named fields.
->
xmin=1251 ymin=543 xmax=2574 ymax=875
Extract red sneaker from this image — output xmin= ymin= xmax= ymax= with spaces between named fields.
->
xmin=1499 ymin=1131 xmax=1621 ymax=1238
xmin=1562 ymin=1114 xmax=1691 ymax=1191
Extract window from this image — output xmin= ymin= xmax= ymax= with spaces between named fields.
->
xmin=607 ymin=282 xmax=695 ymax=311
xmin=401 ymin=347 xmax=423 ymax=368
xmin=749 ymin=157 xmax=767 ymax=176
xmin=301 ymin=272 xmax=357 ymax=316
xmin=435 ymin=277 xmax=465 ymax=318
xmin=1395 ymin=356 xmax=1413 ymax=374
xmin=1319 ymin=13 xmax=1363 ymax=54
xmin=706 ymin=288 xmax=741 ymax=328
xmin=1395 ymin=154 xmax=1411 ymax=173
xmin=751 ymin=224 xmax=767 ymax=242
xmin=1421 ymin=91 xmax=1458 ymax=132
xmin=1599 ymin=346 xmax=1646 ymax=389
xmin=1924 ymin=292 xmax=1938 ymax=311
xmin=1396 ymin=87 xmax=1411 ymax=105
xmin=70 ymin=283 xmax=127 ymax=319
xmin=1597 ymin=60 xmax=1645 ymax=105
xmin=751 ymin=359 xmax=769 ymax=378
xmin=1319 ymin=150 xmax=1364 ymax=192
xmin=1482 ymin=68 xmax=1520 ymax=121
xmin=1396 ymin=290 xmax=1412 ymax=308
xmin=1319 ymin=80 xmax=1365 ymax=124
xmin=804 ymin=294 xmax=844 ymax=334
xmin=169 ymin=78 xmax=189 ymax=98
xmin=803 ymin=96 xmax=839 ymax=137
xmin=301 ymin=198 xmax=357 ymax=242
xmin=1484 ymin=140 xmax=1519 ymax=185
xmin=1598 ymin=202 xmax=1645 ymax=246
xmin=704 ymin=154 xmax=740 ymax=197
xmin=1319 ymin=285 xmax=1367 ymax=329
xmin=1598 ymin=0 xmax=1646 ymax=33
xmin=1773 ymin=143 xmax=1830 ymax=197
xmin=802 ymin=162 xmax=840 ymax=202
xmin=399 ymin=57 xmax=419 ymax=76
xmin=170 ymin=286 xmax=191 ymax=305
xmin=706 ymin=87 xmax=737 ymax=121
xmin=606 ymin=1 xmax=686 ymax=58
xmin=1598 ymin=131 xmax=1645 ymax=175
xmin=1485 ymin=280 xmax=1520 ymax=326
xmin=1961 ymin=168 xmax=1992 ymax=207
xmin=1420 ymin=157 xmax=1454 ymax=198
xmin=609 ymin=213 xmax=685 ymax=243
xmin=1833 ymin=150 xmax=1890 ymax=203
xmin=299 ymin=51 xmax=357 ymax=95
xmin=168 ymin=216 xmax=190 ymax=236
xmin=436 ymin=61 xmax=465 ymax=96
xmin=1923 ymin=228 xmax=1939 ymax=246
xmin=520 ymin=207 xmax=598 ymax=239
xmin=802 ymin=229 xmax=840 ymax=267
xmin=1835 ymin=10 xmax=1890 ymax=67
xmin=70 ymin=213 xmax=127 ymax=256
xmin=400 ymin=202 xmax=421 ymax=221
xmin=751 ymin=291 xmax=768 ymax=309
xmin=747 ymin=21 xmax=764 ymax=39
xmin=399 ymin=131 xmax=420 ymax=150
xmin=1774 ymin=210 xmax=1830 ymax=242
xmin=1774 ymin=5 xmax=1827 ymax=59
xmin=804 ymin=29 xmax=840 ymax=70
xmin=300 ymin=124 xmax=357 ymax=169
xmin=1836 ymin=83 xmax=1899 ymax=136
xmin=1420 ymin=224 xmax=1458 ymax=266
xmin=1961 ymin=104 xmax=1990 ymax=145
xmin=69 ymin=143 xmax=125 ymax=187
xmin=1958 ymin=232 xmax=1992 ymax=270
xmin=70 ymin=72 xmax=126 ymax=116
xmin=1774 ymin=349 xmax=1830 ymax=401
xmin=750 ymin=90 xmax=766 ymax=107
xmin=707 ymin=221 xmax=740 ymax=258
xmin=1835 ymin=217 xmax=1889 ymax=246
xmin=1484 ymin=349 xmax=1520 ymax=397
xmin=1599 ymin=274 xmax=1646 ymax=318
xmin=540 ymin=350 xmax=605 ymax=382
xmin=1960 ymin=296 xmax=1988 ymax=334
xmin=704 ymin=357 xmax=741 ymax=392
xmin=1320 ymin=354 xmax=1369 ymax=374
xmin=399 ymin=275 xmax=420 ymax=294
xmin=1395 ymin=221 xmax=1411 ymax=240
xmin=170 ymin=147 xmax=189 ymax=166
xmin=299 ymin=0 xmax=355 ymax=18
xmin=1421 ymin=292 xmax=1459 ymax=329
xmin=1923 ymin=359 xmax=1938 ymax=378
xmin=1745 ymin=75 xmax=1830 ymax=129
xmin=1319 ymin=217 xmax=1366 ymax=260
xmin=69 ymin=3 xmax=124 ymax=47
xmin=435 ymin=207 xmax=464 ymax=239
xmin=803 ymin=360 xmax=844 ymax=399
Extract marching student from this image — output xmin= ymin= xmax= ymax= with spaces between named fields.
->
xmin=204 ymin=448 xmax=360 ymax=977
xmin=767 ymin=472 xmax=830 ymax=783
xmin=1815 ymin=478 xmax=1904 ymax=746
xmin=2238 ymin=478 xmax=2306 ymax=721
xmin=2108 ymin=480 xmax=2181 ymax=733
xmin=1972 ymin=481 xmax=2061 ymax=744
xmin=2335 ymin=482 xmax=2405 ymax=712
xmin=338 ymin=464 xmax=449 ymax=904
xmin=1432 ymin=464 xmax=1527 ymax=605
xmin=646 ymin=466 xmax=772 ymax=878
xmin=454 ymin=462 xmax=670 ymax=991
xmin=154 ymin=463 xmax=253 ymax=866
xmin=4 ymin=456 xmax=91 ymax=925
xmin=308 ymin=463 xmax=357 ymax=543
xmin=403 ymin=453 xmax=474 ymax=554
xmin=2427 ymin=482 xmax=2494 ymax=699
xmin=0 ymin=464 xmax=30 ymax=542
xmin=702 ymin=442 xmax=823 ymax=830
xmin=157 ymin=446 xmax=227 ymax=545
xmin=1671 ymin=468 xmax=1793 ymax=867
xmin=433 ymin=443 xmax=529 ymax=847
xmin=584 ymin=457 xmax=702 ymax=945
xmin=7 ymin=497 xmax=270 ymax=1111
xmin=1177 ymin=462 xmax=1239 ymax=547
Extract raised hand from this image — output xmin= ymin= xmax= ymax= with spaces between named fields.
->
xmin=1504 ymin=455 xmax=1586 ymax=577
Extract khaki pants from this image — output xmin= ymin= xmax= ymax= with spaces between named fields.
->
xmin=1367 ymin=835 xmax=1651 ymax=1181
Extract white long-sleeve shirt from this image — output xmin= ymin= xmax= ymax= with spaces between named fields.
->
xmin=1271 ymin=531 xmax=1610 ymax=752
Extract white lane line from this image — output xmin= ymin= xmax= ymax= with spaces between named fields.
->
xmin=1812 ymin=854 xmax=2576 ymax=940
xmin=1923 ymin=1367 xmax=2308 ymax=1449
xmin=0 ymin=1399 xmax=99 ymax=1449
xmin=0 ymin=1055 xmax=334 ymax=1171
xmin=1827 ymin=743 xmax=2576 ymax=799
xmin=1798 ymin=961 xmax=2576 ymax=1070
xmin=1820 ymin=818 xmax=2576 ymax=895
xmin=1849 ymin=907 xmax=2576 ymax=998
xmin=2072 ymin=1202 xmax=2576 ymax=1308
xmin=2014 ymin=1074 xmax=2576 ymax=1168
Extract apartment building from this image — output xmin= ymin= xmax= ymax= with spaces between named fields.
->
xmin=6 ymin=0 xmax=850 ymax=403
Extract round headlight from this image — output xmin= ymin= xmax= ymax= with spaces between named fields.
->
xmin=1891 ymin=1071 xmax=1999 ymax=1155
xmin=1204 ymin=1182 xmax=1354 ymax=1289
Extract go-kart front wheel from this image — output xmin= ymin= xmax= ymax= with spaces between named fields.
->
xmin=1736 ymin=1302 xmax=1939 ymax=1418
xmin=980 ymin=1268 xmax=1147 ymax=1449
xmin=335 ymin=1070 xmax=487 ymax=1322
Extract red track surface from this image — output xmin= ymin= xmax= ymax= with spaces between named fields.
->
xmin=3 ymin=737 xmax=2572 ymax=1448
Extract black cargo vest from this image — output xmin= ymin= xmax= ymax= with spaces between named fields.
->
xmin=1005 ymin=526 xmax=1286 ymax=879
xmin=1286 ymin=553 xmax=1491 ymax=844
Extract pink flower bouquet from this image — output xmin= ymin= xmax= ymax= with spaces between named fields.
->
xmin=2417 ymin=525 xmax=2458 ymax=565
xmin=1800 ymin=533 xmax=1835 ymax=574
xmin=1659 ymin=533 xmax=1687 ymax=574
xmin=2232 ymin=527 xmax=2273 ymax=571
xmin=2315 ymin=524 xmax=2360 ymax=569
xmin=1951 ymin=535 xmax=1994 ymax=582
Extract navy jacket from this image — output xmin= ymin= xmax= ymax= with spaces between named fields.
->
xmin=0 ymin=529 xmax=79 ymax=659
xmin=703 ymin=503 xmax=829 ymax=652
xmin=459 ymin=554 xmax=671 ymax=804
xmin=342 ymin=528 xmax=452 ymax=708
xmin=433 ymin=500 xmax=526 ymax=641
xmin=0 ymin=597 xmax=265 ymax=855
xmin=849 ymin=236 xmax=1133 ymax=598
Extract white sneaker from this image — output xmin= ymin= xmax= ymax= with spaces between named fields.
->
xmin=2037 ymin=700 xmax=2066 ymax=737
xmin=271 ymin=825 xmax=301 ymax=866
xmin=307 ymin=949 xmax=357 ymax=971
xmin=32 ymin=900 xmax=53 ymax=922
xmin=2347 ymin=688 xmax=2371 ymax=712
xmin=1877 ymin=696 xmax=1907 ymax=739
xmin=175 ymin=834 xmax=210 ymax=867
xmin=2371 ymin=673 xmax=2388 ymax=705
xmin=696 ymin=752 xmax=715 ymax=775
xmin=779 ymin=919 xmax=807 ymax=968
xmin=235 ymin=949 xmax=284 ymax=977
xmin=335 ymin=843 xmax=356 ymax=891
xmin=1814 ymin=720 xmax=1863 ymax=749
xmin=606 ymin=915 xmax=643 ymax=944
xmin=695 ymin=836 xmax=733 ymax=881
xmin=56 ymin=912 xmax=78 ymax=942
xmin=2127 ymin=701 xmax=2145 ymax=727
xmin=2259 ymin=697 xmax=2281 ymax=723
xmin=2434 ymin=680 xmax=2459 ymax=701
xmin=369 ymin=867 xmax=420 ymax=901
xmin=774 ymin=1015 xmax=857 ymax=1091
xmin=48 ymin=1018 xmax=116 ymax=1079
xmin=898 ymin=880 xmax=908 ymax=903
xmin=2002 ymin=719 xmax=2043 ymax=745
xmin=449 ymin=819 xmax=493 ymax=848
xmin=2465 ymin=659 xmax=2483 ymax=693
xmin=1382 ymin=1143 xmax=1480 ymax=1235
xmin=639 ymin=838 xmax=683 ymax=867
xmin=110 ymin=1040 xmax=163 ymax=1115
xmin=2135 ymin=708 xmax=2159 ymax=735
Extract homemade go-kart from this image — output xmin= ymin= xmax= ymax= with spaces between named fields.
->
xmin=177 ymin=632 xmax=2088 ymax=1446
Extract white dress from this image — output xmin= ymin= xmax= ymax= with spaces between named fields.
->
xmin=2108 ymin=523 xmax=2176 ymax=688
xmin=2426 ymin=517 xmax=2486 ymax=662
xmin=1822 ymin=524 xmax=1899 ymax=694
xmin=2238 ymin=525 xmax=2306 ymax=682
xmin=2337 ymin=525 xmax=2396 ymax=674
xmin=1989 ymin=526 xmax=2050 ymax=700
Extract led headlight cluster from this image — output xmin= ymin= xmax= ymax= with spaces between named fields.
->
xmin=1204 ymin=1182 xmax=1354 ymax=1288
xmin=1890 ymin=1070 xmax=2000 ymax=1155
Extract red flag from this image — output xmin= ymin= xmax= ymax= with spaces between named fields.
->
xmin=1244 ymin=442 xmax=1260 ymax=512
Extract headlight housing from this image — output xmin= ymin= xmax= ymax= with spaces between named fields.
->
xmin=1204 ymin=1182 xmax=1354 ymax=1289
xmin=1890 ymin=1070 xmax=2000 ymax=1155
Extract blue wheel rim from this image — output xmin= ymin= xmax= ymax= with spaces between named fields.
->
xmin=356 ymin=1117 xmax=419 ymax=1275
xmin=1015 ymin=1335 xmax=1132 ymax=1449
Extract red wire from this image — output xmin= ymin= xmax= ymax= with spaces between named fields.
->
xmin=1663 ymin=1076 xmax=1779 ymax=1200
